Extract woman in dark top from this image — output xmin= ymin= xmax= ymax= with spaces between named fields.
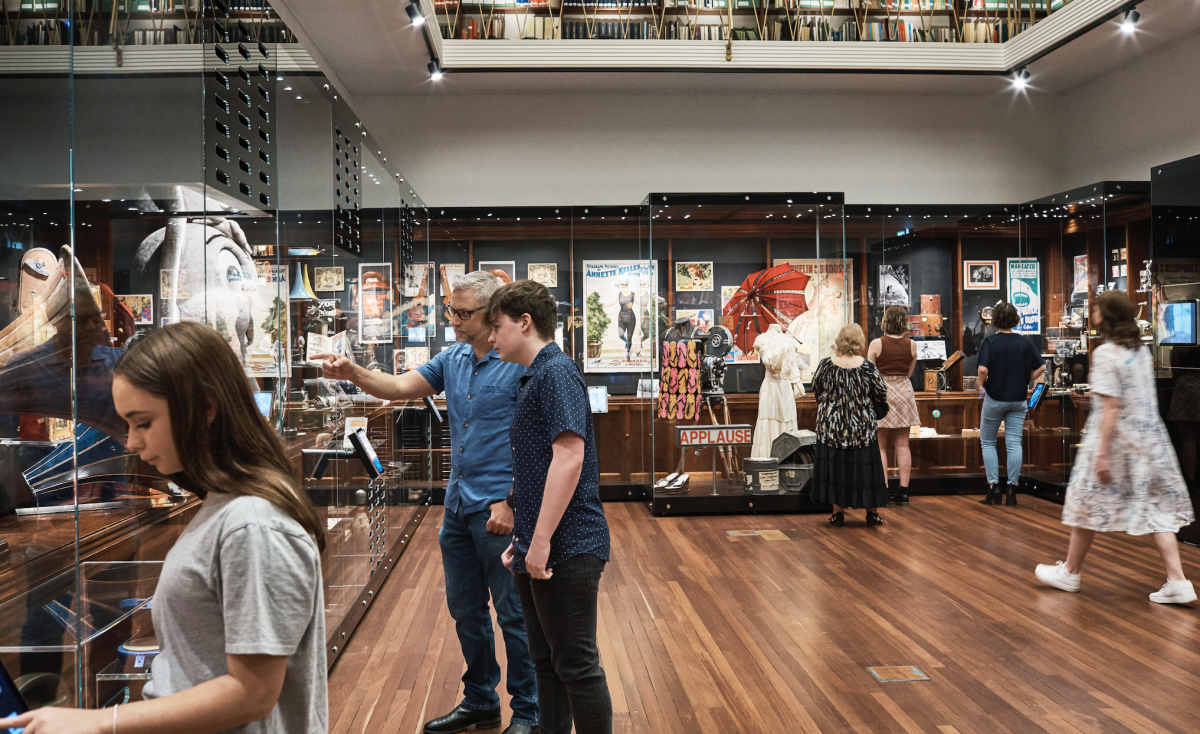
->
xmin=976 ymin=303 xmax=1046 ymax=506
xmin=812 ymin=323 xmax=891 ymax=527
xmin=867 ymin=305 xmax=920 ymax=506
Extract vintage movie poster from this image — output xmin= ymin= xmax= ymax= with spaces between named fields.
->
xmin=246 ymin=261 xmax=289 ymax=378
xmin=440 ymin=263 xmax=465 ymax=297
xmin=357 ymin=263 xmax=394 ymax=344
xmin=115 ymin=294 xmax=154 ymax=324
xmin=878 ymin=263 xmax=910 ymax=307
xmin=721 ymin=285 xmax=738 ymax=311
xmin=400 ymin=262 xmax=434 ymax=340
xmin=1073 ymin=255 xmax=1089 ymax=294
xmin=1007 ymin=258 xmax=1042 ymax=334
xmin=675 ymin=309 xmax=715 ymax=331
xmin=675 ymin=261 xmax=713 ymax=292
xmin=582 ymin=260 xmax=658 ymax=373
xmin=772 ymin=259 xmax=853 ymax=382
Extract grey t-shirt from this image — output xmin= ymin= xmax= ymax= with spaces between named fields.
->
xmin=143 ymin=491 xmax=328 ymax=734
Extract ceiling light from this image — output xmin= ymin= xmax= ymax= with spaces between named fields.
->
xmin=406 ymin=1 xmax=426 ymax=26
xmin=1012 ymin=67 xmax=1030 ymax=89
xmin=428 ymin=60 xmax=443 ymax=81
xmin=1122 ymin=8 xmax=1139 ymax=32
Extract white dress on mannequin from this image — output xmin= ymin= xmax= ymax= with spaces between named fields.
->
xmin=752 ymin=324 xmax=806 ymax=457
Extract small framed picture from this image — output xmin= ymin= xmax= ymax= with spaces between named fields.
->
xmin=115 ymin=294 xmax=154 ymax=324
xmin=478 ymin=261 xmax=515 ymax=285
xmin=964 ymin=260 xmax=1000 ymax=290
xmin=527 ymin=263 xmax=558 ymax=288
xmin=675 ymin=261 xmax=713 ymax=292
xmin=314 ymin=266 xmax=345 ymax=292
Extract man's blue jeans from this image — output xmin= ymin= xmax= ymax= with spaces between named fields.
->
xmin=440 ymin=506 xmax=538 ymax=726
xmin=980 ymin=394 xmax=1028 ymax=487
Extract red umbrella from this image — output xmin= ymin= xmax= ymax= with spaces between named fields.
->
xmin=722 ymin=264 xmax=811 ymax=354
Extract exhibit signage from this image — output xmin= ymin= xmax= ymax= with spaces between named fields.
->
xmin=675 ymin=424 xmax=754 ymax=447
xmin=1006 ymin=258 xmax=1042 ymax=335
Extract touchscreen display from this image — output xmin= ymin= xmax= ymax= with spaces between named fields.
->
xmin=0 ymin=658 xmax=27 ymax=732
xmin=1027 ymin=382 xmax=1047 ymax=410
xmin=587 ymin=386 xmax=608 ymax=414
xmin=253 ymin=391 xmax=274 ymax=418
xmin=1159 ymin=301 xmax=1198 ymax=346
xmin=348 ymin=428 xmax=384 ymax=480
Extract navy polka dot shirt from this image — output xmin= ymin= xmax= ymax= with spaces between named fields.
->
xmin=509 ymin=343 xmax=610 ymax=576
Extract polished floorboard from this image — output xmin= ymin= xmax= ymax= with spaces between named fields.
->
xmin=328 ymin=496 xmax=1200 ymax=734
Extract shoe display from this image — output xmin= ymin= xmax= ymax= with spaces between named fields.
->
xmin=1149 ymin=580 xmax=1197 ymax=605
xmin=500 ymin=725 xmax=539 ymax=734
xmin=980 ymin=483 xmax=1003 ymax=506
xmin=653 ymin=473 xmax=679 ymax=490
xmin=866 ymin=511 xmax=883 ymax=527
xmin=1035 ymin=561 xmax=1081 ymax=593
xmin=423 ymin=704 xmax=502 ymax=733
xmin=659 ymin=473 xmax=690 ymax=495
xmin=829 ymin=511 xmax=845 ymax=527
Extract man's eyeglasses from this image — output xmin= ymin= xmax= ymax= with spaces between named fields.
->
xmin=444 ymin=304 xmax=485 ymax=321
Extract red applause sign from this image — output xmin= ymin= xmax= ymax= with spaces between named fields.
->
xmin=675 ymin=425 xmax=754 ymax=447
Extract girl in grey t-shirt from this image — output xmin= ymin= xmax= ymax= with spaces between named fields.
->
xmin=2 ymin=322 xmax=327 ymax=734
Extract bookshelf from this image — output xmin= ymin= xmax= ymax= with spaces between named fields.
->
xmin=434 ymin=0 xmax=1058 ymax=42
xmin=1 ymin=0 xmax=298 ymax=47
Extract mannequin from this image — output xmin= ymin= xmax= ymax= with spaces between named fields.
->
xmin=751 ymin=324 xmax=805 ymax=457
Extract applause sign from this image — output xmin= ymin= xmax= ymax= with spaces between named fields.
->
xmin=675 ymin=424 xmax=754 ymax=447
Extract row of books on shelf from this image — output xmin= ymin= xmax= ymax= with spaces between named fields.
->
xmin=0 ymin=19 xmax=297 ymax=45
xmin=429 ymin=0 xmax=1025 ymax=9
xmin=447 ymin=18 xmax=507 ymax=39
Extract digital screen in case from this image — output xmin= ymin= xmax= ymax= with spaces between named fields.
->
xmin=588 ymin=386 xmax=608 ymax=414
xmin=0 ymin=657 xmax=28 ymax=732
xmin=1159 ymin=301 xmax=1198 ymax=346
xmin=253 ymin=391 xmax=274 ymax=418
xmin=347 ymin=427 xmax=384 ymax=480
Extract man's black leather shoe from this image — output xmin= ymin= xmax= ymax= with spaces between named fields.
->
xmin=500 ymin=725 xmax=539 ymax=734
xmin=422 ymin=704 xmax=502 ymax=733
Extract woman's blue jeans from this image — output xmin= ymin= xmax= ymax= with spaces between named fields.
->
xmin=980 ymin=394 xmax=1028 ymax=486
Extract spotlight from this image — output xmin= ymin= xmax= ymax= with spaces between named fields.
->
xmin=428 ymin=60 xmax=443 ymax=81
xmin=1012 ymin=67 xmax=1030 ymax=89
xmin=406 ymin=1 xmax=426 ymax=26
xmin=1122 ymin=8 xmax=1139 ymax=33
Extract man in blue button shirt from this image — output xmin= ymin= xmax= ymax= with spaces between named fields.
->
xmin=486 ymin=280 xmax=611 ymax=734
xmin=316 ymin=271 xmax=537 ymax=734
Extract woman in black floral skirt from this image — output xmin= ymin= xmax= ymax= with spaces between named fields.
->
xmin=811 ymin=323 xmax=891 ymax=526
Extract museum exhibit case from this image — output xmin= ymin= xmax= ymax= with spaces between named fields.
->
xmin=0 ymin=2 xmax=433 ymax=710
xmin=1150 ymin=154 xmax=1200 ymax=545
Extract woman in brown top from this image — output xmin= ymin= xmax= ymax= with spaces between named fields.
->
xmin=867 ymin=306 xmax=919 ymax=505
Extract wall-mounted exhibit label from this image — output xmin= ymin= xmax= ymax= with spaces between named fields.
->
xmin=676 ymin=425 xmax=754 ymax=447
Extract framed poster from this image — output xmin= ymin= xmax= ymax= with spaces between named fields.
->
xmin=675 ymin=309 xmax=714 ymax=331
xmin=246 ymin=261 xmax=289 ymax=377
xmin=159 ymin=269 xmax=191 ymax=299
xmin=527 ymin=263 xmax=558 ymax=288
xmin=721 ymin=285 xmax=739 ymax=311
xmin=478 ymin=261 xmax=515 ymax=285
xmin=313 ymin=266 xmax=344 ymax=292
xmin=675 ymin=261 xmax=713 ymax=291
xmin=963 ymin=260 xmax=999 ymax=290
xmin=115 ymin=294 xmax=154 ymax=324
xmin=357 ymin=263 xmax=394 ymax=344
xmin=772 ymin=258 xmax=853 ymax=382
xmin=400 ymin=262 xmax=434 ymax=340
xmin=1073 ymin=255 xmax=1089 ymax=294
xmin=878 ymin=263 xmax=910 ymax=306
xmin=440 ymin=263 xmax=465 ymax=297
xmin=582 ymin=260 xmax=658 ymax=373
xmin=1007 ymin=258 xmax=1041 ymax=334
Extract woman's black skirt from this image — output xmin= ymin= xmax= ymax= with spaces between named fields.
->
xmin=812 ymin=440 xmax=889 ymax=510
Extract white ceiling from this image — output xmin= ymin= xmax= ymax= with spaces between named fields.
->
xmin=274 ymin=0 xmax=1200 ymax=97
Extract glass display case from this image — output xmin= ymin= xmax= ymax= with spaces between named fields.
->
xmin=0 ymin=5 xmax=431 ymax=712
xmin=1150 ymin=154 xmax=1200 ymax=545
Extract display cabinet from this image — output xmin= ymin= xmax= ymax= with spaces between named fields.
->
xmin=0 ymin=4 xmax=431 ymax=712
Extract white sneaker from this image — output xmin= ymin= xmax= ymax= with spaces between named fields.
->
xmin=1035 ymin=561 xmax=1081 ymax=592
xmin=1149 ymin=580 xmax=1197 ymax=605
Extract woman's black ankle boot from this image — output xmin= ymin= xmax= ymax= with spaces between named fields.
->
xmin=980 ymin=482 xmax=1003 ymax=505
xmin=1006 ymin=480 xmax=1018 ymax=507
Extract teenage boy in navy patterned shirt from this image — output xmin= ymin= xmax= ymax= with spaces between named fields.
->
xmin=486 ymin=279 xmax=612 ymax=734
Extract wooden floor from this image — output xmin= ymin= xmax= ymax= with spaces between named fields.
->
xmin=328 ymin=496 xmax=1200 ymax=734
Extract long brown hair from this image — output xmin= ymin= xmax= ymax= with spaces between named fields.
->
xmin=1096 ymin=290 xmax=1142 ymax=350
xmin=115 ymin=321 xmax=325 ymax=552
xmin=881 ymin=306 xmax=909 ymax=336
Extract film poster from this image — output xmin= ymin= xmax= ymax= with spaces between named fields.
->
xmin=773 ymin=258 xmax=853 ymax=382
xmin=582 ymin=260 xmax=658 ymax=373
xmin=1007 ymin=258 xmax=1042 ymax=335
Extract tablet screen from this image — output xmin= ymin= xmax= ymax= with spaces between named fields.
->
xmin=253 ymin=391 xmax=274 ymax=418
xmin=347 ymin=428 xmax=384 ymax=480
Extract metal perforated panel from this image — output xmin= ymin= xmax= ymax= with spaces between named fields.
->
xmin=331 ymin=106 xmax=363 ymax=256
xmin=205 ymin=0 xmax=277 ymax=212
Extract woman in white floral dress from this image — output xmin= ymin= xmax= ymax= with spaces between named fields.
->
xmin=1036 ymin=291 xmax=1197 ymax=604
